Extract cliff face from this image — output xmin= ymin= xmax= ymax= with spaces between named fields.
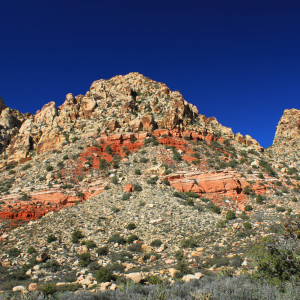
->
xmin=267 ymin=108 xmax=300 ymax=164
xmin=0 ymin=73 xmax=261 ymax=164
xmin=0 ymin=97 xmax=30 ymax=155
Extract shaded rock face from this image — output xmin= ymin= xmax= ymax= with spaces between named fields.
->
xmin=0 ymin=73 xmax=262 ymax=163
xmin=268 ymin=108 xmax=300 ymax=163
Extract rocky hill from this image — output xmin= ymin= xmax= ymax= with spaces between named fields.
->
xmin=0 ymin=74 xmax=299 ymax=299
xmin=266 ymin=108 xmax=300 ymax=164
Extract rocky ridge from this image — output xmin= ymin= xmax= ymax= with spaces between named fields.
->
xmin=0 ymin=74 xmax=299 ymax=298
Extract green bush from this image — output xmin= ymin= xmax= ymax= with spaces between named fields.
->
xmin=226 ymin=210 xmax=236 ymax=220
xmin=244 ymin=205 xmax=253 ymax=212
xmin=108 ymin=234 xmax=126 ymax=245
xmin=244 ymin=222 xmax=252 ymax=230
xmin=71 ymin=230 xmax=84 ymax=243
xmin=127 ymin=234 xmax=139 ymax=244
xmin=276 ymin=206 xmax=286 ymax=213
xmin=39 ymin=282 xmax=57 ymax=296
xmin=185 ymin=198 xmax=194 ymax=206
xmin=181 ymin=237 xmax=198 ymax=248
xmin=128 ymin=243 xmax=142 ymax=253
xmin=134 ymin=169 xmax=142 ymax=175
xmin=47 ymin=234 xmax=57 ymax=243
xmin=122 ymin=192 xmax=131 ymax=200
xmin=243 ymin=185 xmax=253 ymax=195
xmin=78 ymin=252 xmax=92 ymax=267
xmin=7 ymin=247 xmax=20 ymax=257
xmin=96 ymin=246 xmax=109 ymax=256
xmin=27 ymin=246 xmax=36 ymax=254
xmin=212 ymin=205 xmax=221 ymax=214
xmin=95 ymin=267 xmax=115 ymax=283
xmin=85 ymin=240 xmax=97 ymax=249
xmin=150 ymin=239 xmax=162 ymax=247
xmin=133 ymin=183 xmax=142 ymax=191
xmin=126 ymin=223 xmax=136 ymax=230
xmin=46 ymin=165 xmax=54 ymax=172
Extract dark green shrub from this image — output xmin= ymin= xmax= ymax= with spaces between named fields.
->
xmin=85 ymin=240 xmax=97 ymax=249
xmin=133 ymin=183 xmax=142 ymax=191
xmin=126 ymin=223 xmax=136 ymax=230
xmin=99 ymin=158 xmax=109 ymax=170
xmin=127 ymin=234 xmax=139 ymax=244
xmin=212 ymin=205 xmax=221 ymax=214
xmin=46 ymin=165 xmax=54 ymax=172
xmin=108 ymin=234 xmax=126 ymax=244
xmin=276 ymin=206 xmax=286 ymax=213
xmin=111 ymin=176 xmax=119 ymax=184
xmin=71 ymin=230 xmax=84 ymax=243
xmin=39 ymin=282 xmax=57 ymax=296
xmin=95 ymin=267 xmax=115 ymax=283
xmin=134 ymin=169 xmax=142 ymax=175
xmin=96 ymin=246 xmax=109 ymax=256
xmin=111 ymin=206 xmax=120 ymax=213
xmin=150 ymin=239 xmax=162 ymax=247
xmin=147 ymin=176 xmax=158 ymax=185
xmin=181 ymin=237 xmax=198 ymax=248
xmin=63 ymin=155 xmax=69 ymax=160
xmin=243 ymin=185 xmax=253 ymax=195
xmin=27 ymin=246 xmax=36 ymax=254
xmin=244 ymin=205 xmax=253 ymax=212
xmin=185 ymin=191 xmax=200 ymax=198
xmin=140 ymin=157 xmax=149 ymax=163
xmin=173 ymin=150 xmax=182 ymax=162
xmin=106 ymin=145 xmax=113 ymax=154
xmin=122 ymin=192 xmax=131 ymax=200
xmin=128 ymin=243 xmax=142 ymax=253
xmin=78 ymin=252 xmax=92 ymax=267
xmin=162 ymin=178 xmax=170 ymax=185
xmin=185 ymin=198 xmax=194 ymax=206
xmin=226 ymin=210 xmax=236 ymax=220
xmin=7 ymin=247 xmax=20 ymax=257
xmin=47 ymin=234 xmax=57 ymax=243
xmin=256 ymin=194 xmax=265 ymax=204
xmin=244 ymin=222 xmax=252 ymax=230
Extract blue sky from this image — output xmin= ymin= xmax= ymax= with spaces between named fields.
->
xmin=0 ymin=0 xmax=299 ymax=147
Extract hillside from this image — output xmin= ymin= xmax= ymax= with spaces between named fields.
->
xmin=0 ymin=74 xmax=299 ymax=299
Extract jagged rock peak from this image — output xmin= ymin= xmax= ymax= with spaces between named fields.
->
xmin=273 ymin=108 xmax=300 ymax=145
xmin=268 ymin=108 xmax=300 ymax=164
xmin=0 ymin=97 xmax=6 ymax=112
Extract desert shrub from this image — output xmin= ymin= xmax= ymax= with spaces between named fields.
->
xmin=150 ymin=239 xmax=162 ymax=247
xmin=276 ymin=206 xmax=286 ymax=213
xmin=71 ymin=230 xmax=84 ymax=243
xmin=111 ymin=176 xmax=119 ymax=184
xmin=106 ymin=145 xmax=113 ymax=154
xmin=89 ymin=261 xmax=101 ymax=272
xmin=108 ymin=234 xmax=126 ymax=244
xmin=175 ymin=260 xmax=193 ymax=278
xmin=185 ymin=191 xmax=200 ymax=198
xmin=127 ymin=234 xmax=139 ymax=244
xmin=122 ymin=192 xmax=131 ymax=200
xmin=99 ymin=158 xmax=109 ymax=170
xmin=259 ymin=160 xmax=277 ymax=177
xmin=292 ymin=197 xmax=298 ymax=202
xmin=250 ymin=236 xmax=300 ymax=287
xmin=21 ymin=163 xmax=31 ymax=171
xmin=128 ymin=243 xmax=142 ymax=253
xmin=95 ymin=267 xmax=115 ymax=283
xmin=244 ymin=222 xmax=252 ymax=230
xmin=85 ymin=240 xmax=97 ymax=249
xmin=133 ymin=183 xmax=142 ymax=191
xmin=162 ymin=178 xmax=170 ymax=185
xmin=243 ymin=185 xmax=253 ymax=195
xmin=140 ymin=157 xmax=149 ymax=163
xmin=126 ymin=223 xmax=136 ymax=230
xmin=256 ymin=194 xmax=265 ymax=204
xmin=185 ymin=198 xmax=194 ymax=206
xmin=173 ymin=149 xmax=182 ymax=162
xmin=147 ymin=176 xmax=158 ymax=185
xmin=226 ymin=210 xmax=236 ymax=220
xmin=27 ymin=246 xmax=36 ymax=254
xmin=46 ymin=165 xmax=54 ymax=172
xmin=7 ymin=247 xmax=20 ymax=257
xmin=78 ymin=252 xmax=92 ymax=267
xmin=63 ymin=155 xmax=69 ymax=160
xmin=96 ymin=246 xmax=109 ymax=256
xmin=42 ymin=260 xmax=61 ymax=272
xmin=111 ymin=206 xmax=120 ymax=213
xmin=244 ymin=205 xmax=253 ymax=212
xmin=134 ymin=169 xmax=142 ymax=175
xmin=47 ymin=234 xmax=57 ymax=243
xmin=212 ymin=205 xmax=221 ymax=214
xmin=181 ymin=237 xmax=198 ymax=248
xmin=39 ymin=282 xmax=57 ymax=296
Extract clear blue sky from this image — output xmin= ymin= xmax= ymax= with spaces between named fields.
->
xmin=0 ymin=0 xmax=299 ymax=147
